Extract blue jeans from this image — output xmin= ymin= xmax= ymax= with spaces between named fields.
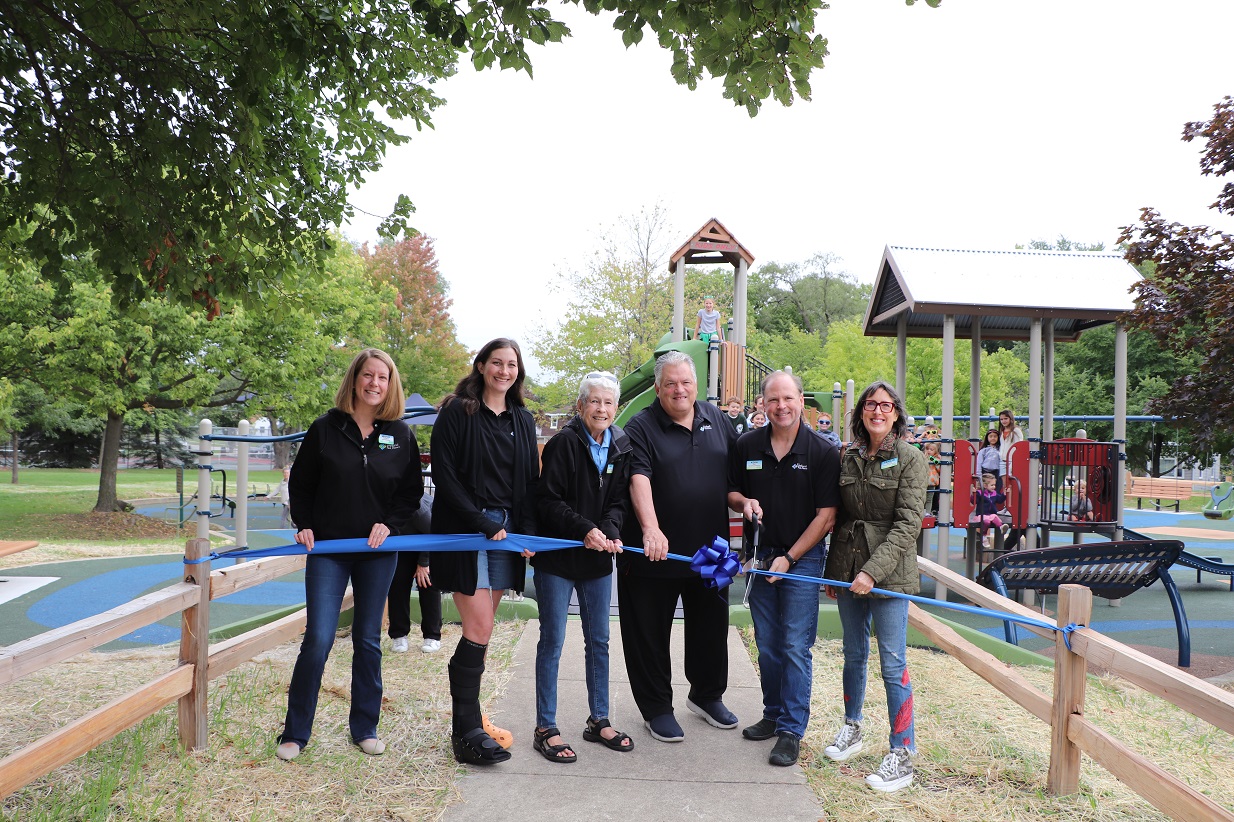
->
xmin=281 ymin=551 xmax=397 ymax=748
xmin=748 ymin=546 xmax=823 ymax=738
xmin=835 ymin=590 xmax=916 ymax=752
xmin=534 ymin=568 xmax=612 ymax=729
xmin=477 ymin=508 xmax=518 ymax=590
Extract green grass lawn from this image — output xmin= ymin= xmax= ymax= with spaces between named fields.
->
xmin=0 ymin=467 xmax=284 ymax=542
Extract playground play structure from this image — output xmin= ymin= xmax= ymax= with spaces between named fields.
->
xmin=2 ymin=227 xmax=1234 ymax=818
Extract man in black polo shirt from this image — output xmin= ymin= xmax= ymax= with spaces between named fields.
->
xmin=728 ymin=370 xmax=840 ymax=766
xmin=619 ymin=350 xmax=738 ymax=743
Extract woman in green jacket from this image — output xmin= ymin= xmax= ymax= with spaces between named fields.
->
xmin=821 ymin=380 xmax=927 ymax=793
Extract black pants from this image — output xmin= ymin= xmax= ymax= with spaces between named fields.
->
xmin=617 ymin=571 xmax=730 ymax=721
xmin=388 ymin=552 xmax=442 ymax=641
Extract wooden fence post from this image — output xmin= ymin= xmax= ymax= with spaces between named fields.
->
xmin=178 ymin=536 xmax=211 ymax=750
xmin=1047 ymin=583 xmax=1092 ymax=795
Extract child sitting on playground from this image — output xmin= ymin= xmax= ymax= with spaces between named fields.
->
xmin=970 ymin=472 xmax=1007 ymax=548
xmin=695 ymin=296 xmax=724 ymax=344
xmin=1068 ymin=479 xmax=1094 ymax=521
xmin=922 ymin=437 xmax=942 ymax=515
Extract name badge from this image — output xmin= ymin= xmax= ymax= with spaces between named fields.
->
xmin=606 ymin=464 xmax=614 ymax=474
xmin=378 ymin=434 xmax=395 ymax=448
xmin=746 ymin=460 xmax=763 ymax=470
xmin=880 ymin=457 xmax=899 ymax=469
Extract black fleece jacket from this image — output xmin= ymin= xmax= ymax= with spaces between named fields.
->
xmin=429 ymin=396 xmax=539 ymax=595
xmin=288 ymin=408 xmax=423 ymax=542
xmin=532 ymin=416 xmax=632 ymax=581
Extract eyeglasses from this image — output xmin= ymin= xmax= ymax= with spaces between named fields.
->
xmin=584 ymin=371 xmax=618 ymax=384
xmin=818 ymin=420 xmax=831 ymax=426
xmin=862 ymin=400 xmax=895 ymax=413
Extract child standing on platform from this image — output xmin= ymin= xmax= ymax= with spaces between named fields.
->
xmin=695 ymin=297 xmax=724 ymax=343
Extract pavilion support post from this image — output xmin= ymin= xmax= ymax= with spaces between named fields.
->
xmin=672 ymin=259 xmax=686 ymax=342
xmin=970 ymin=318 xmax=982 ymax=442
xmin=1114 ymin=323 xmax=1128 ymax=540
xmin=1047 ymin=584 xmax=1092 ymax=796
xmin=895 ymin=313 xmax=907 ymax=400
xmin=937 ymin=314 xmax=955 ymax=599
xmin=734 ymin=259 xmax=749 ymax=346
xmin=1044 ymin=321 xmax=1055 ymax=442
xmin=1026 ymin=319 xmax=1042 ymax=553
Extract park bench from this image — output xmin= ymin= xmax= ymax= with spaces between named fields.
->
xmin=1126 ymin=472 xmax=1192 ymax=512
xmin=977 ymin=539 xmax=1191 ymax=667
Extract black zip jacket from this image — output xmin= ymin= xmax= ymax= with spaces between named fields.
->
xmin=532 ymin=416 xmax=632 ymax=581
xmin=429 ymin=397 xmax=539 ymax=594
xmin=289 ymin=408 xmax=424 ymax=542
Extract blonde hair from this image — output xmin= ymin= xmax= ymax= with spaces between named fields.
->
xmin=335 ymin=348 xmax=405 ymax=421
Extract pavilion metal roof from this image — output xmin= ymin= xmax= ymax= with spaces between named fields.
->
xmin=863 ymin=246 xmax=1142 ymax=342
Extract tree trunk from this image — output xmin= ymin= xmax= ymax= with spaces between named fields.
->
xmin=10 ymin=430 xmax=17 ymax=484
xmin=94 ymin=411 xmax=125 ymax=512
xmin=154 ymin=428 xmax=164 ymax=469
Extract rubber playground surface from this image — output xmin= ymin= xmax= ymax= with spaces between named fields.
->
xmin=2 ymin=505 xmax=1231 ymax=677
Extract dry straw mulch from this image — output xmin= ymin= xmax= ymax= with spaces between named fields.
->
xmin=1 ymin=620 xmax=522 ymax=822
xmin=3 ymin=617 xmax=1232 ymax=820
xmin=794 ymin=637 xmax=1234 ymax=821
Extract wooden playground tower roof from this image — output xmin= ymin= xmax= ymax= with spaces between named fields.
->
xmin=668 ymin=218 xmax=755 ymax=272
xmin=864 ymin=246 xmax=1142 ymax=341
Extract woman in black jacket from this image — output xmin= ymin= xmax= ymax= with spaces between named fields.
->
xmin=431 ymin=338 xmax=539 ymax=765
xmin=530 ymin=371 xmax=634 ymax=763
xmin=277 ymin=348 xmax=423 ymax=761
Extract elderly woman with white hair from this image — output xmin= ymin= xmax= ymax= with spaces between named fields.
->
xmin=530 ymin=370 xmax=635 ymax=762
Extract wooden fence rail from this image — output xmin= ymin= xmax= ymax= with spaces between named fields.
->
xmin=0 ymin=541 xmax=1231 ymax=819
xmin=915 ymin=557 xmax=1234 ymax=821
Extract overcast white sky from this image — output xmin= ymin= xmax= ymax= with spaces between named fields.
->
xmin=345 ymin=0 xmax=1234 ymax=379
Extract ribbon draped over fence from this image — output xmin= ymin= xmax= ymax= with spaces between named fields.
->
xmin=190 ymin=533 xmax=1072 ymax=637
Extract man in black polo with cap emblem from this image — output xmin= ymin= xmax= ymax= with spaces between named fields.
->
xmin=619 ymin=350 xmax=738 ymax=743
xmin=728 ymin=370 xmax=840 ymax=766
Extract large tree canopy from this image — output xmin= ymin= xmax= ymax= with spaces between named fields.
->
xmin=0 ymin=1 xmax=942 ymax=307
xmin=1119 ymin=96 xmax=1234 ymax=457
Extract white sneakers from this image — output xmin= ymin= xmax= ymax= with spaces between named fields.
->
xmin=392 ymin=636 xmax=440 ymax=653
xmin=824 ymin=721 xmax=915 ymax=792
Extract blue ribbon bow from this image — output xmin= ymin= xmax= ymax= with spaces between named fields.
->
xmin=690 ymin=536 xmax=743 ymax=589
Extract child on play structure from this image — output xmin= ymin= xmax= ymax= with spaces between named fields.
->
xmin=695 ymin=296 xmax=724 ymax=343
xmin=1068 ymin=479 xmax=1094 ymax=521
xmin=970 ymin=472 xmax=1007 ymax=548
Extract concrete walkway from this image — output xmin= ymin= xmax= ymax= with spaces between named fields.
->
xmin=443 ymin=620 xmax=824 ymax=822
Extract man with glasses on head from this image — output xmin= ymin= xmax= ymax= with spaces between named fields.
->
xmin=619 ymin=350 xmax=739 ymax=743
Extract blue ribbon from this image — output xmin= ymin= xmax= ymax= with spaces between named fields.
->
xmin=191 ymin=532 xmax=1069 ymax=637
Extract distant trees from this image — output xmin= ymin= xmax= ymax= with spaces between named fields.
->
xmin=1120 ymin=96 xmax=1234 ymax=461
xmin=363 ymin=235 xmax=471 ymax=405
